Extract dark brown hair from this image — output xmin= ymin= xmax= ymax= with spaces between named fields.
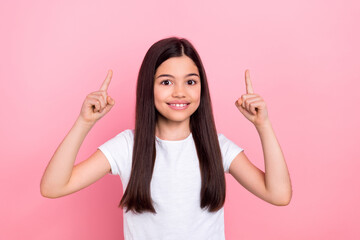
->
xmin=119 ymin=36 xmax=225 ymax=214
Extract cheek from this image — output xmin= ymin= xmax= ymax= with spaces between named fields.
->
xmin=193 ymin=87 xmax=201 ymax=101
xmin=154 ymin=88 xmax=167 ymax=105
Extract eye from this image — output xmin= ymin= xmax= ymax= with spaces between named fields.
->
xmin=160 ymin=80 xmax=172 ymax=85
xmin=187 ymin=80 xmax=197 ymax=85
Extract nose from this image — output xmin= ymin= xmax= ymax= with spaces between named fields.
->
xmin=172 ymin=84 xmax=186 ymax=98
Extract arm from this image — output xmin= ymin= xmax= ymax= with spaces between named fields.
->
xmin=256 ymin=119 xmax=291 ymax=205
xmin=229 ymin=120 xmax=292 ymax=206
xmin=40 ymin=70 xmax=115 ymax=198
xmin=40 ymin=117 xmax=110 ymax=198
xmin=40 ymin=117 xmax=91 ymax=197
xmin=230 ymin=69 xmax=292 ymax=206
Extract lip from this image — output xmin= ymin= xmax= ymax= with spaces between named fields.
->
xmin=167 ymin=102 xmax=190 ymax=110
xmin=167 ymin=100 xmax=190 ymax=104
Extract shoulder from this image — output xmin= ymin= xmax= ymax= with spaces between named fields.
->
xmin=216 ymin=132 xmax=244 ymax=173
xmin=217 ymin=133 xmax=231 ymax=146
xmin=217 ymin=133 xmax=225 ymax=139
xmin=216 ymin=132 xmax=244 ymax=156
xmin=117 ymin=129 xmax=135 ymax=146
xmin=114 ymin=128 xmax=134 ymax=140
xmin=216 ymin=133 xmax=230 ymax=151
xmin=100 ymin=128 xmax=134 ymax=148
xmin=122 ymin=129 xmax=135 ymax=138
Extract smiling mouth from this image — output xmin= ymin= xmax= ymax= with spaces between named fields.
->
xmin=167 ymin=103 xmax=190 ymax=110
xmin=167 ymin=103 xmax=190 ymax=106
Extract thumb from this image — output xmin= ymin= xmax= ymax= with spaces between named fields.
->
xmin=102 ymin=96 xmax=115 ymax=113
xmin=235 ymin=99 xmax=253 ymax=120
xmin=235 ymin=98 xmax=242 ymax=108
xmin=107 ymin=96 xmax=115 ymax=106
xmin=235 ymin=99 xmax=246 ymax=114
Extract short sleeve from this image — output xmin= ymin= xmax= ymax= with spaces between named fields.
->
xmin=218 ymin=133 xmax=244 ymax=173
xmin=97 ymin=129 xmax=133 ymax=176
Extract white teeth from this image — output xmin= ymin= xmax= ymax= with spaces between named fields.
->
xmin=170 ymin=103 xmax=187 ymax=107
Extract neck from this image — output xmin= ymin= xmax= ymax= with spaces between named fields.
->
xmin=155 ymin=116 xmax=191 ymax=141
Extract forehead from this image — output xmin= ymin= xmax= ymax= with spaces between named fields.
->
xmin=155 ymin=55 xmax=199 ymax=77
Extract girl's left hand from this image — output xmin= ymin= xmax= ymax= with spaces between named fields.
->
xmin=235 ymin=69 xmax=269 ymax=128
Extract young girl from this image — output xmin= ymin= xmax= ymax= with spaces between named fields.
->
xmin=40 ymin=37 xmax=292 ymax=239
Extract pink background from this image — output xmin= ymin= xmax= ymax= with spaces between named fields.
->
xmin=1 ymin=0 xmax=359 ymax=239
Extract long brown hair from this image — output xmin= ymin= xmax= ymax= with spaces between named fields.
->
xmin=119 ymin=37 xmax=225 ymax=214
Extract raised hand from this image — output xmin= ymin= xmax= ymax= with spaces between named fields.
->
xmin=79 ymin=70 xmax=115 ymax=125
xmin=235 ymin=69 xmax=269 ymax=127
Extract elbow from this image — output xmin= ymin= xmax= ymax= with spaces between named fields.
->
xmin=40 ymin=180 xmax=49 ymax=198
xmin=270 ymin=190 xmax=292 ymax=206
xmin=273 ymin=197 xmax=291 ymax=206
xmin=40 ymin=188 xmax=61 ymax=199
xmin=40 ymin=185 xmax=54 ymax=198
xmin=40 ymin=180 xmax=52 ymax=198
xmin=40 ymin=188 xmax=50 ymax=198
xmin=40 ymin=182 xmax=61 ymax=199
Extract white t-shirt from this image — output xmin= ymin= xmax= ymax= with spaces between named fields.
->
xmin=98 ymin=129 xmax=244 ymax=240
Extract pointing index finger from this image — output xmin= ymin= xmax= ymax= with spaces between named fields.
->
xmin=245 ymin=69 xmax=254 ymax=94
xmin=100 ymin=69 xmax=113 ymax=91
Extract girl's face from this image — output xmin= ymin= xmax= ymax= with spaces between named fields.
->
xmin=154 ymin=55 xmax=201 ymax=125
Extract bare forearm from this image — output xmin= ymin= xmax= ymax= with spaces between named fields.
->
xmin=255 ymin=120 xmax=292 ymax=205
xmin=40 ymin=117 xmax=94 ymax=197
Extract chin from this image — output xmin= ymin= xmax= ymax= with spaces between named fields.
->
xmin=163 ymin=115 xmax=191 ymax=123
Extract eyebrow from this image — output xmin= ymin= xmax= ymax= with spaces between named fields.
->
xmin=156 ymin=73 xmax=200 ymax=79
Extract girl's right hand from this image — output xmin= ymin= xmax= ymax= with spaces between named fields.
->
xmin=78 ymin=70 xmax=115 ymax=125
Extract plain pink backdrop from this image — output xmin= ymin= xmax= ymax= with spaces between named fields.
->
xmin=1 ymin=0 xmax=359 ymax=239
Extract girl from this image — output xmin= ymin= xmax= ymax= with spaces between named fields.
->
xmin=40 ymin=37 xmax=292 ymax=239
